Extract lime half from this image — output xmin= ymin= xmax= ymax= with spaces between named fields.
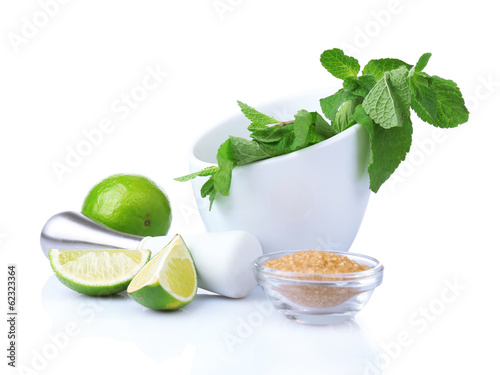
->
xmin=49 ymin=249 xmax=151 ymax=296
xmin=127 ymin=234 xmax=197 ymax=310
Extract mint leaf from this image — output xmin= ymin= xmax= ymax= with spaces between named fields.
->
xmin=343 ymin=75 xmax=377 ymax=98
xmin=208 ymin=191 xmax=216 ymax=209
xmin=388 ymin=66 xmax=412 ymax=108
xmin=200 ymin=177 xmax=217 ymax=210
xmin=343 ymin=76 xmax=358 ymax=91
xmin=201 ymin=176 xmax=215 ymax=197
xmin=353 ymin=105 xmax=413 ymax=193
xmin=320 ymin=79 xmax=372 ymax=128
xmin=258 ymin=131 xmax=295 ymax=157
xmin=247 ymin=123 xmax=269 ymax=131
xmin=249 ymin=124 xmax=292 ymax=144
xmin=409 ymin=73 xmax=438 ymax=124
xmin=355 ymin=75 xmax=378 ymax=97
xmin=362 ymin=58 xmax=412 ymax=81
xmin=292 ymin=110 xmax=313 ymax=149
xmin=312 ymin=112 xmax=336 ymax=139
xmin=229 ymin=136 xmax=274 ymax=165
xmin=430 ymin=76 xmax=469 ymax=128
xmin=413 ymin=53 xmax=432 ymax=74
xmin=237 ymin=101 xmax=278 ymax=126
xmin=174 ymin=166 xmax=219 ymax=182
xmin=199 ymin=176 xmax=218 ymax=210
xmin=213 ymin=139 xmax=236 ymax=196
xmin=320 ymin=48 xmax=360 ymax=80
xmin=352 ymin=103 xmax=375 ymax=129
xmin=334 ymin=99 xmax=360 ymax=133
xmin=342 ymin=90 xmax=363 ymax=102
xmin=320 ymin=89 xmax=345 ymax=121
xmin=409 ymin=68 xmax=468 ymax=128
xmin=363 ymin=66 xmax=411 ymax=129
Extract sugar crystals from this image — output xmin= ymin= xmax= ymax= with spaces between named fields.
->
xmin=264 ymin=250 xmax=369 ymax=274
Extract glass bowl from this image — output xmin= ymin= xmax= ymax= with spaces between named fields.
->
xmin=254 ymin=250 xmax=384 ymax=325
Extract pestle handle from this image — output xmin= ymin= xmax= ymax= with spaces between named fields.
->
xmin=40 ymin=211 xmax=143 ymax=258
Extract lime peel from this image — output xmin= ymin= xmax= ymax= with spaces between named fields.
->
xmin=49 ymin=249 xmax=151 ymax=296
xmin=127 ymin=234 xmax=198 ymax=310
xmin=82 ymin=174 xmax=172 ymax=237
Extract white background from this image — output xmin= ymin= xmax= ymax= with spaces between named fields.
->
xmin=1 ymin=1 xmax=499 ymax=374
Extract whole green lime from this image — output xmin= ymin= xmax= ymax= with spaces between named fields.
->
xmin=82 ymin=174 xmax=172 ymax=237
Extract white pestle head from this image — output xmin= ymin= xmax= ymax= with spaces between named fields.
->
xmin=140 ymin=231 xmax=263 ymax=298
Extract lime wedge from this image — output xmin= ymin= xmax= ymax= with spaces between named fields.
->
xmin=127 ymin=234 xmax=198 ymax=310
xmin=49 ymin=249 xmax=151 ymax=296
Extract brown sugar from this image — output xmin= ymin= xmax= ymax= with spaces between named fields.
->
xmin=264 ymin=250 xmax=369 ymax=274
xmin=263 ymin=250 xmax=371 ymax=309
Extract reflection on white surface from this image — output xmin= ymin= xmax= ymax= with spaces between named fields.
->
xmin=42 ymin=275 xmax=380 ymax=374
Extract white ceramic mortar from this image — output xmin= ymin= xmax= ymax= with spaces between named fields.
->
xmin=188 ymin=88 xmax=371 ymax=254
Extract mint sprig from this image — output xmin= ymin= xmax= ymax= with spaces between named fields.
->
xmin=363 ymin=66 xmax=411 ymax=130
xmin=176 ymin=49 xmax=469 ymax=207
xmin=237 ymin=101 xmax=278 ymax=127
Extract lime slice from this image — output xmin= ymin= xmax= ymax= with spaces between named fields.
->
xmin=49 ymin=249 xmax=151 ymax=296
xmin=127 ymin=234 xmax=198 ymax=310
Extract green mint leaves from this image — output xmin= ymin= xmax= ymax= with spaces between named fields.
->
xmin=428 ymin=77 xmax=470 ymax=128
xmin=320 ymin=49 xmax=468 ymax=192
xmin=352 ymin=105 xmax=413 ymax=192
xmin=173 ymin=166 xmax=219 ymax=182
xmin=176 ymin=49 xmax=469 ymax=206
xmin=363 ymin=66 xmax=412 ymax=130
xmin=175 ymin=103 xmax=334 ymax=209
xmin=362 ymin=58 xmax=412 ymax=81
xmin=213 ymin=139 xmax=236 ymax=196
xmin=412 ymin=52 xmax=432 ymax=74
xmin=175 ymin=102 xmax=333 ymax=209
xmin=237 ymin=101 xmax=278 ymax=127
xmin=320 ymin=48 xmax=360 ymax=79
